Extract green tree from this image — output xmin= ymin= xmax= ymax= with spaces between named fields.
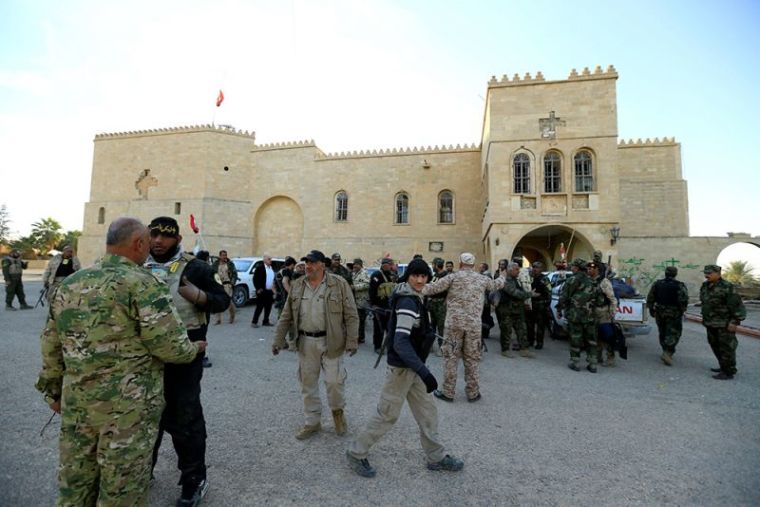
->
xmin=30 ymin=217 xmax=63 ymax=254
xmin=10 ymin=235 xmax=38 ymax=258
xmin=723 ymin=260 xmax=758 ymax=287
xmin=0 ymin=204 xmax=10 ymax=246
xmin=56 ymin=230 xmax=82 ymax=251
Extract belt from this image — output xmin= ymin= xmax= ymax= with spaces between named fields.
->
xmin=299 ymin=330 xmax=326 ymax=337
xmin=222 ymin=281 xmax=232 ymax=285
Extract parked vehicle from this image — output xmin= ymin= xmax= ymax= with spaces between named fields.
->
xmin=231 ymin=257 xmax=286 ymax=307
xmin=547 ymin=272 xmax=651 ymax=339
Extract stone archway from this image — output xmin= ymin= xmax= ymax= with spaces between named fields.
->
xmin=254 ymin=196 xmax=304 ymax=256
xmin=511 ymin=224 xmax=595 ymax=267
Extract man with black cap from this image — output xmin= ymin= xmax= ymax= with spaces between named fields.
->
xmin=145 ymin=216 xmax=230 ymax=506
xmin=329 ymin=252 xmax=353 ymax=287
xmin=369 ymin=257 xmax=397 ymax=353
xmin=647 ymin=266 xmax=689 ymax=366
xmin=700 ymin=264 xmax=746 ymax=380
xmin=347 ymin=258 xmax=463 ymax=478
xmin=272 ymin=250 xmax=359 ymax=440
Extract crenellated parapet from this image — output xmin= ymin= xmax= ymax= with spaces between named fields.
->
xmin=488 ymin=65 xmax=617 ymax=88
xmin=251 ymin=139 xmax=317 ymax=152
xmin=316 ymin=143 xmax=480 ymax=160
xmin=618 ymin=137 xmax=678 ymax=147
xmin=94 ymin=124 xmax=256 ymax=140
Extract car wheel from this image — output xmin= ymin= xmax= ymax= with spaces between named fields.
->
xmin=232 ymin=285 xmax=249 ymax=308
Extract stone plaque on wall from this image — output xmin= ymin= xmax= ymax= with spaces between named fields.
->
xmin=572 ymin=195 xmax=589 ymax=209
xmin=541 ymin=194 xmax=567 ymax=215
xmin=520 ymin=196 xmax=537 ymax=209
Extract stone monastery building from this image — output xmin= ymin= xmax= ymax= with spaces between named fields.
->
xmin=79 ymin=65 xmax=752 ymax=293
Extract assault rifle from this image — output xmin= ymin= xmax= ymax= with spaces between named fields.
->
xmin=34 ymin=287 xmax=46 ymax=309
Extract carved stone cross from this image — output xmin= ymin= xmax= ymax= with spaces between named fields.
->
xmin=135 ymin=169 xmax=158 ymax=200
xmin=539 ymin=111 xmax=566 ymax=139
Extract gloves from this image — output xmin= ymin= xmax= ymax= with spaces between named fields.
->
xmin=421 ymin=372 xmax=438 ymax=394
xmin=178 ymin=276 xmax=207 ymax=306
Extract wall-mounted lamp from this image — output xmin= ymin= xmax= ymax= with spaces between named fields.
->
xmin=422 ymin=159 xmax=431 ymax=169
xmin=609 ymin=226 xmax=620 ymax=246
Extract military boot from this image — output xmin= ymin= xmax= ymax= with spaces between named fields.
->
xmin=519 ymin=348 xmax=535 ymax=359
xmin=501 ymin=350 xmax=514 ymax=358
xmin=332 ymin=409 xmax=347 ymax=436
xmin=661 ymin=352 xmax=673 ymax=366
xmin=19 ymin=303 xmax=33 ymax=310
xmin=5 ymin=305 xmax=16 ymax=311
xmin=295 ymin=423 xmax=321 ymax=440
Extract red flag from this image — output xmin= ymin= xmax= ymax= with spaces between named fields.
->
xmin=189 ymin=214 xmax=200 ymax=234
xmin=216 ymin=90 xmax=224 ymax=107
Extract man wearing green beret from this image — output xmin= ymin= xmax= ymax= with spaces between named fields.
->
xmin=557 ymin=258 xmax=601 ymax=373
xmin=700 ymin=264 xmax=746 ymax=380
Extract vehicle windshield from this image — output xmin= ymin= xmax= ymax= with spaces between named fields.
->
xmin=232 ymin=259 xmax=253 ymax=273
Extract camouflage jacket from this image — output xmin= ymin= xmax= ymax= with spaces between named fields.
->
xmin=352 ymin=267 xmax=371 ymax=306
xmin=211 ymin=259 xmax=238 ymax=285
xmin=647 ymin=277 xmax=688 ymax=317
xmin=2 ymin=256 xmax=27 ymax=278
xmin=422 ymin=268 xmax=506 ymax=326
xmin=497 ymin=275 xmax=532 ymax=314
xmin=557 ymin=271 xmax=599 ymax=324
xmin=593 ymin=276 xmax=617 ymax=323
xmin=35 ymin=254 xmax=199 ymax=420
xmin=699 ymin=278 xmax=746 ymax=328
xmin=43 ymin=254 xmax=82 ymax=286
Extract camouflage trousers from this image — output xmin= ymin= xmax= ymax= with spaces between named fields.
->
xmin=526 ymin=304 xmax=550 ymax=346
xmin=348 ymin=366 xmax=446 ymax=463
xmin=655 ymin=313 xmax=683 ymax=354
xmin=495 ymin=306 xmax=528 ymax=351
xmin=429 ymin=301 xmax=446 ymax=338
xmin=568 ymin=321 xmax=598 ymax=365
xmin=441 ymin=321 xmax=482 ymax=399
xmin=5 ymin=276 xmax=26 ymax=306
xmin=58 ymin=406 xmax=161 ymax=506
xmin=705 ymin=326 xmax=738 ymax=375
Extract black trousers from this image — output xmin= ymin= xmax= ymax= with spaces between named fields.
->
xmin=252 ymin=289 xmax=274 ymax=324
xmin=152 ymin=353 xmax=207 ymax=486
xmin=357 ymin=307 xmax=367 ymax=342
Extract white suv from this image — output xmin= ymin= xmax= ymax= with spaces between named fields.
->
xmin=231 ymin=257 xmax=286 ymax=307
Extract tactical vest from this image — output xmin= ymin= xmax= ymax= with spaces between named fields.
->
xmin=5 ymin=257 xmax=23 ymax=276
xmin=147 ymin=253 xmax=206 ymax=330
xmin=654 ymin=278 xmax=681 ymax=307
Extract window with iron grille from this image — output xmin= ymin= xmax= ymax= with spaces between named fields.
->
xmin=513 ymin=153 xmax=530 ymax=194
xmin=438 ymin=190 xmax=454 ymax=223
xmin=544 ymin=152 xmax=562 ymax=193
xmin=574 ymin=150 xmax=594 ymax=192
xmin=335 ymin=191 xmax=348 ymax=222
xmin=395 ymin=193 xmax=409 ymax=224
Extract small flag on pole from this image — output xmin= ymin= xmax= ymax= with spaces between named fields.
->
xmin=189 ymin=214 xmax=200 ymax=234
xmin=216 ymin=90 xmax=224 ymax=107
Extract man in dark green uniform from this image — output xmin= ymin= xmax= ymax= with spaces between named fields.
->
xmin=496 ymin=262 xmax=534 ymax=358
xmin=700 ymin=264 xmax=746 ymax=380
xmin=557 ymin=258 xmax=600 ymax=373
xmin=647 ymin=266 xmax=689 ymax=366
xmin=3 ymin=248 xmax=31 ymax=310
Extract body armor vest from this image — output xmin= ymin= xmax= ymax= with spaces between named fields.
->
xmin=654 ymin=278 xmax=681 ymax=307
xmin=147 ymin=253 xmax=206 ymax=330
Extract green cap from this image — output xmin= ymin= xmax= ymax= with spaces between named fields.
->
xmin=571 ymin=258 xmax=587 ymax=269
xmin=703 ymin=264 xmax=721 ymax=274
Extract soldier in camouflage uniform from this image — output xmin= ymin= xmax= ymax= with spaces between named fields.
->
xmin=3 ymin=248 xmax=31 ymax=310
xmin=589 ymin=261 xmax=618 ymax=367
xmin=700 ymin=264 xmax=746 ymax=380
xmin=526 ymin=261 xmax=552 ymax=350
xmin=427 ymin=257 xmax=448 ymax=356
xmin=352 ymin=258 xmax=371 ymax=343
xmin=422 ymin=252 xmax=506 ymax=402
xmin=495 ymin=262 xmax=534 ymax=358
xmin=557 ymin=258 xmax=600 ymax=373
xmin=35 ymin=217 xmax=204 ymax=507
xmin=647 ymin=266 xmax=689 ymax=366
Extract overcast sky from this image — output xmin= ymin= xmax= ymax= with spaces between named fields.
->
xmin=1 ymin=0 xmax=758 ymax=256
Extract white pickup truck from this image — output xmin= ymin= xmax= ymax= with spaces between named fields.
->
xmin=547 ymin=272 xmax=651 ymax=338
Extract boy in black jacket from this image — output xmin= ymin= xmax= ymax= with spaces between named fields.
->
xmin=346 ymin=259 xmax=464 ymax=477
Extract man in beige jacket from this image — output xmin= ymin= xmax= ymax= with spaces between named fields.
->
xmin=43 ymin=245 xmax=81 ymax=300
xmin=272 ymin=249 xmax=359 ymax=440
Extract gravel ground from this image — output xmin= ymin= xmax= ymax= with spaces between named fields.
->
xmin=2 ymin=280 xmax=759 ymax=506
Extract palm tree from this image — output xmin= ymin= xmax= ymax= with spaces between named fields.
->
xmin=723 ymin=261 xmax=758 ymax=287
xmin=30 ymin=217 xmax=63 ymax=254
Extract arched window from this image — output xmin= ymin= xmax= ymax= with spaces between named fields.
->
xmin=513 ymin=153 xmax=530 ymax=194
xmin=438 ymin=190 xmax=454 ymax=223
xmin=574 ymin=150 xmax=594 ymax=192
xmin=97 ymin=207 xmax=105 ymax=224
xmin=395 ymin=192 xmax=409 ymax=224
xmin=544 ymin=151 xmax=562 ymax=193
xmin=335 ymin=191 xmax=348 ymax=222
